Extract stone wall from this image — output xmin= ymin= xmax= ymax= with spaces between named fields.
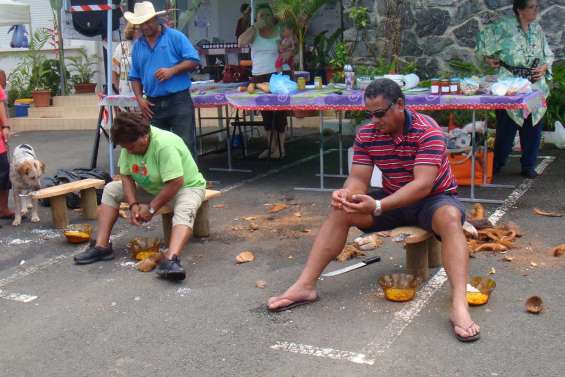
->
xmin=342 ymin=0 xmax=565 ymax=78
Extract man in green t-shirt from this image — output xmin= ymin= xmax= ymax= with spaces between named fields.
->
xmin=74 ymin=112 xmax=206 ymax=281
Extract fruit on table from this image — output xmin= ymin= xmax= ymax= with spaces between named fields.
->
xmin=247 ymin=83 xmax=256 ymax=94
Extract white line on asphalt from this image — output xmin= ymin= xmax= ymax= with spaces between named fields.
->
xmin=220 ymin=149 xmax=337 ymax=193
xmin=0 ymin=229 xmax=129 ymax=290
xmin=363 ymin=269 xmax=448 ymax=356
xmin=0 ymin=290 xmax=38 ymax=303
xmin=271 ymin=341 xmax=375 ymax=366
xmin=270 ymin=155 xmax=555 ymax=365
xmin=488 ymin=156 xmax=555 ymax=225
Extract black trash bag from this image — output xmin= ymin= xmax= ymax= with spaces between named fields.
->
xmin=39 ymin=168 xmax=112 ymax=209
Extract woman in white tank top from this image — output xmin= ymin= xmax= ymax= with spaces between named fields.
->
xmin=238 ymin=4 xmax=289 ymax=159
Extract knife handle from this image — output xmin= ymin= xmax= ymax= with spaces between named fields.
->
xmin=362 ymin=255 xmax=381 ymax=265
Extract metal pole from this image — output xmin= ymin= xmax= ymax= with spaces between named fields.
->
xmin=106 ymin=0 xmax=114 ymax=176
xmin=470 ymin=110 xmax=476 ymax=200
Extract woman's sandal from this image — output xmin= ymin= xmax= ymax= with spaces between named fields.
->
xmin=451 ymin=320 xmax=481 ymax=342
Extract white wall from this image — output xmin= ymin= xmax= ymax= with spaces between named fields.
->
xmin=188 ymin=0 xmax=250 ymax=44
xmin=0 ymin=0 xmax=99 ymax=86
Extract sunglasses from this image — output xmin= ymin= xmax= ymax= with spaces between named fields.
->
xmin=365 ymin=100 xmax=396 ymax=119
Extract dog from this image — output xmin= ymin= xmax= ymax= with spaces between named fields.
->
xmin=9 ymin=144 xmax=45 ymax=226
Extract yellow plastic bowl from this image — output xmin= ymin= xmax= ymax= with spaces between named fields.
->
xmin=466 ymin=276 xmax=496 ymax=306
xmin=378 ymin=273 xmax=419 ymax=302
xmin=64 ymin=224 xmax=93 ymax=244
xmin=128 ymin=237 xmax=160 ymax=261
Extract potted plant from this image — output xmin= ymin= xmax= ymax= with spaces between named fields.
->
xmin=67 ymin=48 xmax=98 ymax=94
xmin=25 ymin=29 xmax=53 ymax=107
xmin=307 ymin=29 xmax=342 ymax=83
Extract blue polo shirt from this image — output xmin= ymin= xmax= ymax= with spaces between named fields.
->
xmin=129 ymin=27 xmax=200 ymax=97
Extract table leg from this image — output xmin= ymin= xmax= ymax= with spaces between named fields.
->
xmin=209 ymin=105 xmax=252 ymax=173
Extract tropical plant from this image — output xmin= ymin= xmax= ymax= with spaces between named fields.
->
xmin=7 ymin=65 xmax=32 ymax=105
xmin=273 ymin=0 xmax=337 ymax=72
xmin=308 ymin=28 xmax=342 ymax=70
xmin=49 ymin=0 xmax=67 ymax=95
xmin=448 ymin=58 xmax=496 ymax=77
xmin=545 ymin=60 xmax=565 ymax=130
xmin=66 ymin=49 xmax=98 ymax=85
xmin=329 ymin=41 xmax=348 ymax=82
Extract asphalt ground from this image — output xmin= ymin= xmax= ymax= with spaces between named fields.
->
xmin=1 ymin=128 xmax=564 ymax=377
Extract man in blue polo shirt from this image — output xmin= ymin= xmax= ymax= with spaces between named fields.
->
xmin=125 ymin=1 xmax=200 ymax=156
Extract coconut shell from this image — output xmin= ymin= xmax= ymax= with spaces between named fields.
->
xmin=236 ymin=250 xmax=255 ymax=264
xmin=526 ymin=296 xmax=543 ymax=314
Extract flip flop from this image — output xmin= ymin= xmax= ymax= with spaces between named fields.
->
xmin=451 ymin=321 xmax=481 ymax=342
xmin=267 ymin=297 xmax=319 ymax=313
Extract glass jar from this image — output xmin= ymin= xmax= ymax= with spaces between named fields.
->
xmin=431 ymin=78 xmax=440 ymax=95
xmin=314 ymin=76 xmax=323 ymax=89
xmin=297 ymin=77 xmax=306 ymax=90
xmin=450 ymin=78 xmax=460 ymax=95
xmin=440 ymin=79 xmax=451 ymax=95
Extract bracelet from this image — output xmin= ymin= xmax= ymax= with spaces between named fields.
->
xmin=128 ymin=201 xmax=139 ymax=209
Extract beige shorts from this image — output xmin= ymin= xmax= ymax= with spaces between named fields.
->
xmin=101 ymin=181 xmax=206 ymax=228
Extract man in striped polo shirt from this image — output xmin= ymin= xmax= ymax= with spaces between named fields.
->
xmin=268 ymin=79 xmax=480 ymax=342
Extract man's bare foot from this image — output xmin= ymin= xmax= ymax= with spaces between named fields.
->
xmin=449 ymin=305 xmax=480 ymax=340
xmin=267 ymin=284 xmax=318 ymax=312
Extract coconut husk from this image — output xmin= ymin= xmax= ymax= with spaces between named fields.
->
xmin=336 ymin=244 xmax=366 ymax=262
xmin=469 ymin=203 xmax=485 ymax=221
xmin=552 ymin=244 xmax=565 ymax=257
xmin=533 ymin=208 xmax=563 ymax=217
xmin=268 ymin=203 xmax=289 ymax=213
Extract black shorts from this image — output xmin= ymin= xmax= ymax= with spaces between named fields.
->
xmin=358 ymin=189 xmax=465 ymax=235
xmin=0 ymin=152 xmax=11 ymax=191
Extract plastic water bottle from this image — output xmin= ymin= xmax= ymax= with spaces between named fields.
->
xmin=344 ymin=64 xmax=355 ymax=90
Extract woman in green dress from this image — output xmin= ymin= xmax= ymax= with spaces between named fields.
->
xmin=476 ymin=0 xmax=554 ymax=178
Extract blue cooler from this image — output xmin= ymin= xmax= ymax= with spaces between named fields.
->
xmin=14 ymin=103 xmax=30 ymax=117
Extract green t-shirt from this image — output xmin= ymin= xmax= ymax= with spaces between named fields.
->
xmin=118 ymin=126 xmax=206 ymax=195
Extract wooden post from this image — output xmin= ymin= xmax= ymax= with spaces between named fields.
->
xmin=50 ymin=195 xmax=68 ymax=229
xmin=427 ymin=237 xmax=442 ymax=268
xmin=406 ymin=242 xmax=429 ymax=279
xmin=80 ymin=188 xmax=98 ymax=219
xmin=162 ymin=213 xmax=173 ymax=246
xmin=193 ymin=201 xmax=210 ymax=238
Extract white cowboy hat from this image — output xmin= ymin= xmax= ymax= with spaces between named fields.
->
xmin=123 ymin=1 xmax=166 ymax=25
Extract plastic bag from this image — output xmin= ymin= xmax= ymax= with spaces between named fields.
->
xmin=543 ymin=121 xmax=565 ymax=149
xmin=39 ymin=168 xmax=112 ymax=208
xmin=269 ymin=73 xmax=297 ymax=95
xmin=8 ymin=25 xmax=29 ymax=48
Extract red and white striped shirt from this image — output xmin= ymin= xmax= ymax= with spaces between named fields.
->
xmin=353 ymin=110 xmax=457 ymax=196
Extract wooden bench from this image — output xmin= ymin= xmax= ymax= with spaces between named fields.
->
xmin=157 ymin=189 xmax=222 ymax=244
xmin=31 ymin=179 xmax=106 ymax=229
xmin=390 ymin=226 xmax=442 ymax=279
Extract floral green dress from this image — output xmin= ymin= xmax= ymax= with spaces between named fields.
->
xmin=476 ymin=16 xmax=554 ymax=126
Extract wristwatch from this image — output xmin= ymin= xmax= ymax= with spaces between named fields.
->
xmin=372 ymin=199 xmax=382 ymax=217
xmin=149 ymin=207 xmax=156 ymax=216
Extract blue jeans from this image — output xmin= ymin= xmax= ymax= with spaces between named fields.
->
xmin=494 ymin=110 xmax=542 ymax=173
xmin=148 ymin=89 xmax=197 ymax=158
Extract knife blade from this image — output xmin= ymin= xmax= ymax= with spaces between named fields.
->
xmin=321 ymin=255 xmax=381 ymax=277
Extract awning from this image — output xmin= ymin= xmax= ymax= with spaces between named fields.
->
xmin=0 ymin=0 xmax=32 ymax=27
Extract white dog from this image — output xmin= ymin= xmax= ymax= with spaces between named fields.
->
xmin=9 ymin=144 xmax=45 ymax=226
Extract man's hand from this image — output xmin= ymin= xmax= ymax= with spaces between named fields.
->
xmin=136 ymin=97 xmax=154 ymax=119
xmin=485 ymin=56 xmax=501 ymax=68
xmin=1 ymin=127 xmax=9 ymax=143
xmin=137 ymin=204 xmax=154 ymax=223
xmin=129 ymin=204 xmax=143 ymax=226
xmin=155 ymin=67 xmax=175 ymax=82
xmin=331 ymin=188 xmax=352 ymax=210
xmin=340 ymin=194 xmax=375 ymax=215
xmin=531 ymin=64 xmax=548 ymax=81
